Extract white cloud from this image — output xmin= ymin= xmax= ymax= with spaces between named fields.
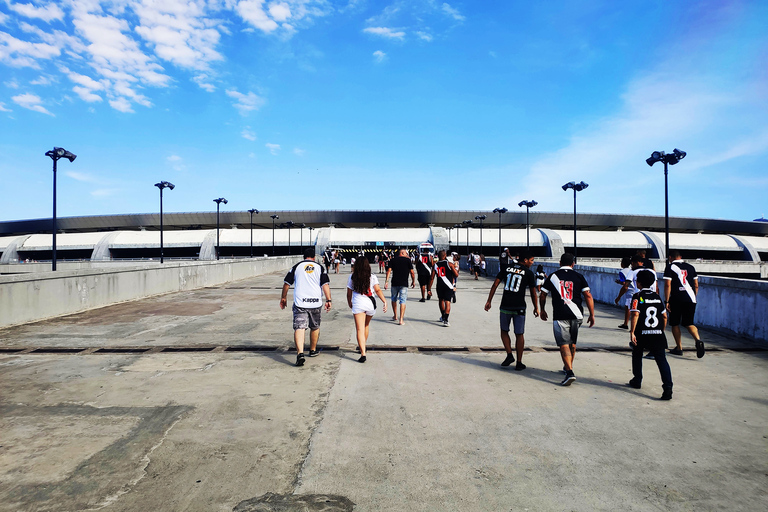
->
xmin=268 ymin=2 xmax=292 ymax=22
xmin=0 ymin=102 xmax=10 ymax=112
xmin=30 ymin=74 xmax=55 ymax=85
xmin=109 ymin=97 xmax=133 ymax=113
xmin=373 ymin=50 xmax=386 ymax=63
xmin=65 ymin=171 xmax=95 ymax=182
xmin=167 ymin=154 xmax=185 ymax=171
xmin=416 ymin=31 xmax=433 ymax=42
xmin=226 ymin=88 xmax=266 ymax=115
xmin=441 ymin=3 xmax=465 ymax=21
xmin=265 ymin=142 xmax=281 ymax=155
xmin=293 ymin=147 xmax=305 ymax=156
xmin=12 ymin=92 xmax=53 ymax=115
xmin=7 ymin=1 xmax=64 ymax=23
xmin=363 ymin=27 xmax=405 ymax=40
xmin=0 ymin=31 xmax=61 ymax=68
xmin=234 ymin=0 xmax=279 ymax=32
xmin=73 ymin=85 xmax=103 ymax=102
xmin=241 ymin=127 xmax=257 ymax=140
xmin=193 ymin=73 xmax=215 ymax=92
xmin=91 ymin=188 xmax=118 ymax=197
xmin=167 ymin=155 xmax=182 ymax=161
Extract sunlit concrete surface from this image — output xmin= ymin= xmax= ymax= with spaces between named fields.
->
xmin=1 ymin=269 xmax=766 ymax=511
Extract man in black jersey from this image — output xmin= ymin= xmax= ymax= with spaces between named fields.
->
xmin=663 ymin=250 xmax=704 ymax=357
xmin=428 ymin=250 xmax=458 ymax=327
xmin=539 ymin=253 xmax=595 ymax=386
xmin=629 ymin=269 xmax=673 ymax=399
xmin=384 ymin=248 xmax=416 ymax=325
xmin=416 ymin=249 xmax=434 ymax=302
xmin=484 ymin=252 xmax=539 ymax=370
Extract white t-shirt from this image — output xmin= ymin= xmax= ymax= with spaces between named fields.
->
xmin=284 ymin=260 xmax=329 ymax=308
xmin=346 ymin=274 xmax=380 ymax=314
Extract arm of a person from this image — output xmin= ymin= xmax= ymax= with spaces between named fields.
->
xmin=660 ymin=310 xmax=667 ymax=332
xmin=629 ymin=310 xmax=639 ymax=345
xmin=384 ymin=268 xmax=391 ymax=289
xmin=539 ymin=291 xmax=548 ymax=321
xmin=583 ymin=290 xmax=595 ymax=327
xmin=615 ymin=281 xmax=629 ymax=304
xmin=693 ymin=277 xmax=699 ymax=296
xmin=322 ymin=283 xmax=332 ymax=311
xmin=529 ymin=285 xmax=540 ymax=317
xmin=279 ymin=283 xmax=290 ymax=309
xmin=663 ymin=277 xmax=672 ymax=306
xmin=428 ymin=268 xmax=436 ymax=291
xmin=346 ymin=287 xmax=353 ymax=309
xmin=410 ymin=269 xmax=416 ymax=288
xmin=484 ymin=279 xmax=501 ymax=311
xmin=373 ymin=284 xmax=388 ymax=313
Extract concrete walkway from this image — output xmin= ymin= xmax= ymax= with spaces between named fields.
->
xmin=1 ymin=269 xmax=766 ymax=511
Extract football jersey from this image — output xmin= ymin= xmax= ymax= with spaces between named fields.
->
xmin=284 ymin=260 xmax=330 ymax=308
xmin=541 ymin=267 xmax=590 ymax=320
xmin=417 ymin=254 xmax=433 ymax=278
xmin=630 ymin=289 xmax=668 ymax=349
xmin=433 ymin=260 xmax=456 ymax=292
xmin=663 ymin=260 xmax=698 ymax=303
xmin=495 ymin=262 xmax=536 ymax=312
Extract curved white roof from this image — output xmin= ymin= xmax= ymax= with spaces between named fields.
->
xmin=554 ymin=230 xmax=650 ymax=249
xmin=21 ymin=232 xmax=107 ymax=250
xmin=741 ymin=235 xmax=768 ymax=252
xmin=667 ymin=233 xmax=741 ymax=251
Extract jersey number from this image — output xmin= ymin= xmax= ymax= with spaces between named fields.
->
xmin=437 ymin=266 xmax=446 ymax=277
xmin=644 ymin=307 xmax=659 ymax=328
xmin=560 ymin=281 xmax=574 ymax=300
xmin=680 ymin=270 xmax=688 ymax=284
xmin=504 ymin=274 xmax=522 ymax=292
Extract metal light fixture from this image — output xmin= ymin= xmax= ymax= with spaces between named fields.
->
xmin=646 ymin=149 xmax=686 ymax=260
xmin=270 ymin=214 xmax=279 ymax=255
xmin=492 ymin=207 xmax=508 ymax=254
xmin=285 ymin=221 xmax=295 ymax=254
xmin=517 ymin=200 xmax=537 ymax=251
xmin=474 ymin=215 xmax=487 ymax=251
xmin=45 ymin=147 xmax=76 ymax=271
xmin=463 ymin=219 xmax=473 ymax=256
xmin=154 ymin=181 xmax=175 ymax=263
xmin=213 ymin=198 xmax=228 ymax=260
xmin=299 ymin=223 xmax=306 ymax=251
xmin=248 ymin=208 xmax=259 ymax=258
xmin=453 ymin=223 xmax=462 ymax=249
xmin=562 ymin=181 xmax=588 ymax=262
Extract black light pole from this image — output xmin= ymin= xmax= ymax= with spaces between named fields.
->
xmin=299 ymin=223 xmax=306 ymax=251
xmin=453 ymin=224 xmax=462 ymax=249
xmin=517 ymin=200 xmax=537 ymax=251
xmin=474 ymin=215 xmax=487 ymax=252
xmin=213 ymin=198 xmax=228 ymax=260
xmin=270 ymin=214 xmax=279 ymax=255
xmin=308 ymin=226 xmax=315 ymax=250
xmin=285 ymin=221 xmax=295 ymax=254
xmin=154 ymin=181 xmax=175 ymax=263
xmin=492 ymin=207 xmax=507 ymax=252
xmin=561 ymin=182 xmax=588 ymax=262
xmin=463 ymin=219 xmax=472 ymax=255
xmin=248 ymin=209 xmax=259 ymax=257
xmin=646 ymin=149 xmax=686 ymax=260
xmin=45 ymin=147 xmax=76 ymax=271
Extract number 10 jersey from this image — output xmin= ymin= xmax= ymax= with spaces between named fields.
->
xmin=495 ymin=263 xmax=536 ymax=313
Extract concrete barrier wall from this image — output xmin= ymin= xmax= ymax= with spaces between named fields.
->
xmin=0 ymin=256 xmax=301 ymax=328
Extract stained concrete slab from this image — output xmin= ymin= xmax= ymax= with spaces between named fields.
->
xmin=0 ymin=269 xmax=766 ymax=511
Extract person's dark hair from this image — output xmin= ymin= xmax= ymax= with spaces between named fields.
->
xmin=560 ymin=253 xmax=575 ymax=266
xmin=620 ymin=256 xmax=631 ymax=268
xmin=437 ymin=249 xmax=447 ymax=259
xmin=669 ymin=249 xmax=681 ymax=259
xmin=636 ymin=249 xmax=647 ymax=257
xmin=636 ymin=268 xmax=656 ymax=289
xmin=351 ymin=257 xmax=372 ymax=295
xmin=304 ymin=247 xmax=315 ymax=259
xmin=536 ymin=264 xmax=544 ymax=273
xmin=521 ymin=251 xmax=534 ymax=261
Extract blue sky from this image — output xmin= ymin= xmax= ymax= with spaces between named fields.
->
xmin=1 ymin=0 xmax=767 ymax=223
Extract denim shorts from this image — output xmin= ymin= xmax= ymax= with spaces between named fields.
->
xmin=390 ymin=286 xmax=408 ymax=304
xmin=500 ymin=310 xmax=526 ymax=334
xmin=293 ymin=305 xmax=322 ymax=330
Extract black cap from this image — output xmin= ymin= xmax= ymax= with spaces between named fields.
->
xmin=304 ymin=247 xmax=316 ymax=259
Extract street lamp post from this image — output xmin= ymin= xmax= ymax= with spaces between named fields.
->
xmin=270 ymin=215 xmax=279 ymax=255
xmin=561 ymin=182 xmax=588 ymax=262
xmin=45 ymin=147 xmax=76 ymax=271
xmin=474 ymin=215 xmax=487 ymax=252
xmin=154 ymin=181 xmax=175 ymax=263
xmin=248 ymin=209 xmax=259 ymax=258
xmin=646 ymin=149 xmax=686 ymax=260
xmin=308 ymin=226 xmax=315 ymax=250
xmin=299 ymin=223 xmax=306 ymax=251
xmin=453 ymin=223 xmax=462 ymax=249
xmin=285 ymin=221 xmax=295 ymax=254
xmin=463 ymin=219 xmax=472 ymax=256
xmin=517 ymin=200 xmax=537 ymax=252
xmin=213 ymin=198 xmax=228 ymax=260
xmin=492 ymin=207 xmax=508 ymax=253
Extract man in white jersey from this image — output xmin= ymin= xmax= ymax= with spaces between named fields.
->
xmin=280 ymin=248 xmax=332 ymax=367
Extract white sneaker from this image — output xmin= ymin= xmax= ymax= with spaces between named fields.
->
xmin=443 ymin=320 xmax=450 ymax=327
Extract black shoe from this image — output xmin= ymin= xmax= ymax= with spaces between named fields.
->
xmin=628 ymin=379 xmax=641 ymax=389
xmin=668 ymin=348 xmax=683 ymax=356
xmin=560 ymin=372 xmax=576 ymax=386
xmin=296 ymin=353 xmax=305 ymax=367
xmin=419 ymin=298 xmax=426 ymax=302
xmin=358 ymin=355 xmax=367 ymax=363
xmin=562 ymin=366 xmax=568 ymax=374
xmin=618 ymin=324 xmax=628 ymax=329
xmin=643 ymin=353 xmax=655 ymax=360
xmin=501 ymin=353 xmax=515 ymax=367
xmin=427 ymin=292 xmax=432 ymax=300
xmin=515 ymin=362 xmax=527 ymax=371
xmin=696 ymin=339 xmax=705 ymax=358
xmin=660 ymin=390 xmax=673 ymax=400
xmin=308 ymin=349 xmax=319 ymax=357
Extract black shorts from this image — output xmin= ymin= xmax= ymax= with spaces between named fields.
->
xmin=472 ymin=265 xmax=480 ymax=274
xmin=418 ymin=273 xmax=431 ymax=286
xmin=437 ymin=287 xmax=454 ymax=301
xmin=668 ymin=301 xmax=696 ymax=327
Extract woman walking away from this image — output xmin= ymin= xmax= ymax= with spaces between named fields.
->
xmin=347 ymin=258 xmax=387 ymax=362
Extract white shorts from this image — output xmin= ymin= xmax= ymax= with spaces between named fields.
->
xmin=351 ymin=293 xmax=376 ymax=316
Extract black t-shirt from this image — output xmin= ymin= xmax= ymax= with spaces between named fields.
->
xmin=630 ymin=289 xmax=668 ymax=350
xmin=417 ymin=254 xmax=433 ymax=278
xmin=663 ymin=260 xmax=698 ymax=303
xmin=389 ymin=256 xmax=413 ymax=287
xmin=433 ymin=260 xmax=456 ymax=292
xmin=495 ymin=263 xmax=536 ymax=312
xmin=541 ymin=267 xmax=590 ymax=320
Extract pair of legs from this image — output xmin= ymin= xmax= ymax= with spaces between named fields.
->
xmin=353 ymin=312 xmax=373 ymax=361
xmin=630 ymin=345 xmax=673 ymax=398
xmin=671 ymin=324 xmax=700 ymax=349
xmin=500 ymin=311 xmax=526 ymax=369
xmin=553 ymin=319 xmax=581 ymax=380
xmin=438 ymin=297 xmax=451 ymax=324
xmin=294 ymin=327 xmax=319 ymax=355
xmin=669 ymin=301 xmax=704 ymax=357
xmin=390 ymin=286 xmax=407 ymax=325
xmin=560 ymin=343 xmax=576 ymax=371
xmin=619 ymin=305 xmax=630 ymax=328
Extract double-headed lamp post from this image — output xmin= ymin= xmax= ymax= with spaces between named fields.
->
xmin=492 ymin=207 xmax=508 ymax=254
xmin=517 ymin=200 xmax=537 ymax=252
xmin=561 ymin=182 xmax=588 ymax=262
xmin=45 ymin=147 xmax=77 ymax=271
xmin=270 ymin=215 xmax=279 ymax=255
xmin=646 ymin=149 xmax=686 ymax=260
xmin=474 ymin=215 xmax=487 ymax=252
xmin=248 ymin=209 xmax=259 ymax=258
xmin=213 ymin=198 xmax=228 ymax=260
xmin=463 ymin=219 xmax=473 ymax=256
xmin=154 ymin=181 xmax=175 ymax=263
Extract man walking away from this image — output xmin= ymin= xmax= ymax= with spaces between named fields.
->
xmin=484 ymin=251 xmax=539 ymax=371
xmin=429 ymin=250 xmax=458 ymax=326
xmin=384 ymin=248 xmax=416 ymax=325
xmin=664 ymin=250 xmax=704 ymax=358
xmin=279 ymin=248 xmax=332 ymax=367
xmin=417 ymin=248 xmax=434 ymax=302
xmin=539 ymin=253 xmax=595 ymax=386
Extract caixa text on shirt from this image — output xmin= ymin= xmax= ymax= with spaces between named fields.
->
xmin=301 ymin=297 xmax=321 ymax=304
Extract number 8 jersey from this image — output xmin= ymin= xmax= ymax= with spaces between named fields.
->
xmin=630 ymin=288 xmax=668 ymax=349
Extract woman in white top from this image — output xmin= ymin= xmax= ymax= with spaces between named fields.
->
xmin=346 ymin=258 xmax=387 ymax=363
